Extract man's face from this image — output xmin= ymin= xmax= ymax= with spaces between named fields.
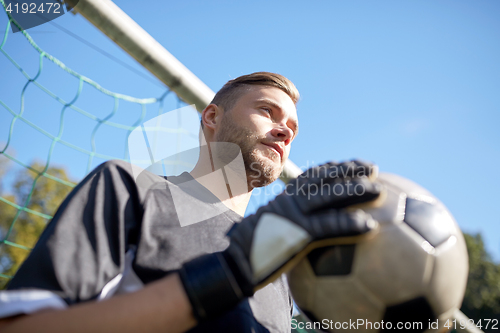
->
xmin=215 ymin=85 xmax=298 ymax=188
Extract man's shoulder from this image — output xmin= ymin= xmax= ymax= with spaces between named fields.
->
xmin=93 ymin=160 xmax=155 ymax=179
xmin=90 ymin=160 xmax=169 ymax=191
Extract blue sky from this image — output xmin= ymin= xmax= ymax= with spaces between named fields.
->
xmin=1 ymin=1 xmax=499 ymax=261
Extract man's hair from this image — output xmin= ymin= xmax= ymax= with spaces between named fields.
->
xmin=211 ymin=72 xmax=300 ymax=113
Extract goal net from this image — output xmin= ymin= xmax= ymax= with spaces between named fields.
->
xmin=0 ymin=0 xmax=286 ymax=288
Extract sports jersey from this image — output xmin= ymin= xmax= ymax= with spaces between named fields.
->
xmin=0 ymin=160 xmax=293 ymax=332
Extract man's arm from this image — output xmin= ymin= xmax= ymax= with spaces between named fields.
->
xmin=0 ymin=161 xmax=196 ymax=332
xmin=0 ymin=273 xmax=196 ymax=333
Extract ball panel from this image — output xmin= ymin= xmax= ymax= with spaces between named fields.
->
xmin=378 ymin=173 xmax=434 ymax=200
xmin=404 ymin=198 xmax=454 ymax=247
xmin=358 ymin=186 xmax=406 ymax=227
xmin=301 ymin=310 xmax=325 ymax=330
xmin=313 ymin=277 xmax=384 ymax=333
xmin=307 ymin=245 xmax=355 ymax=276
xmin=432 ymin=308 xmax=459 ymax=333
xmin=288 ymin=257 xmax=317 ymax=311
xmin=382 ymin=297 xmax=435 ymax=333
xmin=356 ymin=224 xmax=433 ymax=305
xmin=426 ymin=234 xmax=469 ymax=316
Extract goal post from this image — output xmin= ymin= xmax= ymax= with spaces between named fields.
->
xmin=64 ymin=0 xmax=303 ymax=184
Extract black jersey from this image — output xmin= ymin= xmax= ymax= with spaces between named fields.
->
xmin=0 ymin=160 xmax=292 ymax=332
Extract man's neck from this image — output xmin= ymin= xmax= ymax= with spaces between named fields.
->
xmin=190 ymin=145 xmax=253 ymax=216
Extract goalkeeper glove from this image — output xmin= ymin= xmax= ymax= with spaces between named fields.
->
xmin=179 ymin=160 xmax=381 ymax=320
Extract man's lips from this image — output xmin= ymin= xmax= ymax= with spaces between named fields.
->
xmin=261 ymin=142 xmax=283 ymax=159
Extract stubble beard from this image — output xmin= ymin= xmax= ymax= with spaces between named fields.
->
xmin=215 ymin=113 xmax=283 ymax=189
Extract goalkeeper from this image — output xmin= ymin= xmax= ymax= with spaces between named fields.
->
xmin=0 ymin=72 xmax=380 ymax=332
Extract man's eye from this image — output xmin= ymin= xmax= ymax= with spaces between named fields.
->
xmin=262 ymin=107 xmax=271 ymax=114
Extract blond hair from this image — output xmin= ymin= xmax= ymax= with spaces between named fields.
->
xmin=211 ymin=72 xmax=300 ymax=112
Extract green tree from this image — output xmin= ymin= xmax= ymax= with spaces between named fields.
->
xmin=0 ymin=161 xmax=74 ymax=289
xmin=461 ymin=233 xmax=500 ymax=331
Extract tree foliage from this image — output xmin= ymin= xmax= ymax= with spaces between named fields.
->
xmin=0 ymin=161 xmax=74 ymax=289
xmin=461 ymin=233 xmax=500 ymax=331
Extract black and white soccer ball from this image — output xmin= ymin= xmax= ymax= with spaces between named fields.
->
xmin=287 ymin=173 xmax=468 ymax=333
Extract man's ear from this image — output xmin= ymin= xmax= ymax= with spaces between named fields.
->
xmin=201 ymin=104 xmax=222 ymax=131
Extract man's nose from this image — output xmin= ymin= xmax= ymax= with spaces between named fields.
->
xmin=271 ymin=125 xmax=293 ymax=146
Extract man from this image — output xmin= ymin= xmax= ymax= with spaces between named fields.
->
xmin=0 ymin=72 xmax=380 ymax=332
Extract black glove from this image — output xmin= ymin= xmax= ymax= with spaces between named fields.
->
xmin=179 ymin=160 xmax=382 ymax=321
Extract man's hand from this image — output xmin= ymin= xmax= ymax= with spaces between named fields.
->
xmin=179 ymin=160 xmax=382 ymax=321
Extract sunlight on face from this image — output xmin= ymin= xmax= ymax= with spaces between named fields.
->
xmin=215 ymin=86 xmax=298 ymax=188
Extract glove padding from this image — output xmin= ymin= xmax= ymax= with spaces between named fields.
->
xmin=179 ymin=160 xmax=381 ymax=321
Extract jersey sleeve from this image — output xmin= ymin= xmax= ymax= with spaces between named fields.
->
xmin=0 ymin=160 xmax=144 ymax=318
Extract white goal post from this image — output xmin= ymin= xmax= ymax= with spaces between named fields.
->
xmin=63 ymin=0 xmax=479 ymax=331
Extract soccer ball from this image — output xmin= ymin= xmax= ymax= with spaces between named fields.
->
xmin=287 ymin=173 xmax=468 ymax=333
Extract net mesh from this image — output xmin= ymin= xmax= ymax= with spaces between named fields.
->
xmin=0 ymin=1 xmax=280 ymax=288
xmin=0 ymin=0 xmax=177 ymax=286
